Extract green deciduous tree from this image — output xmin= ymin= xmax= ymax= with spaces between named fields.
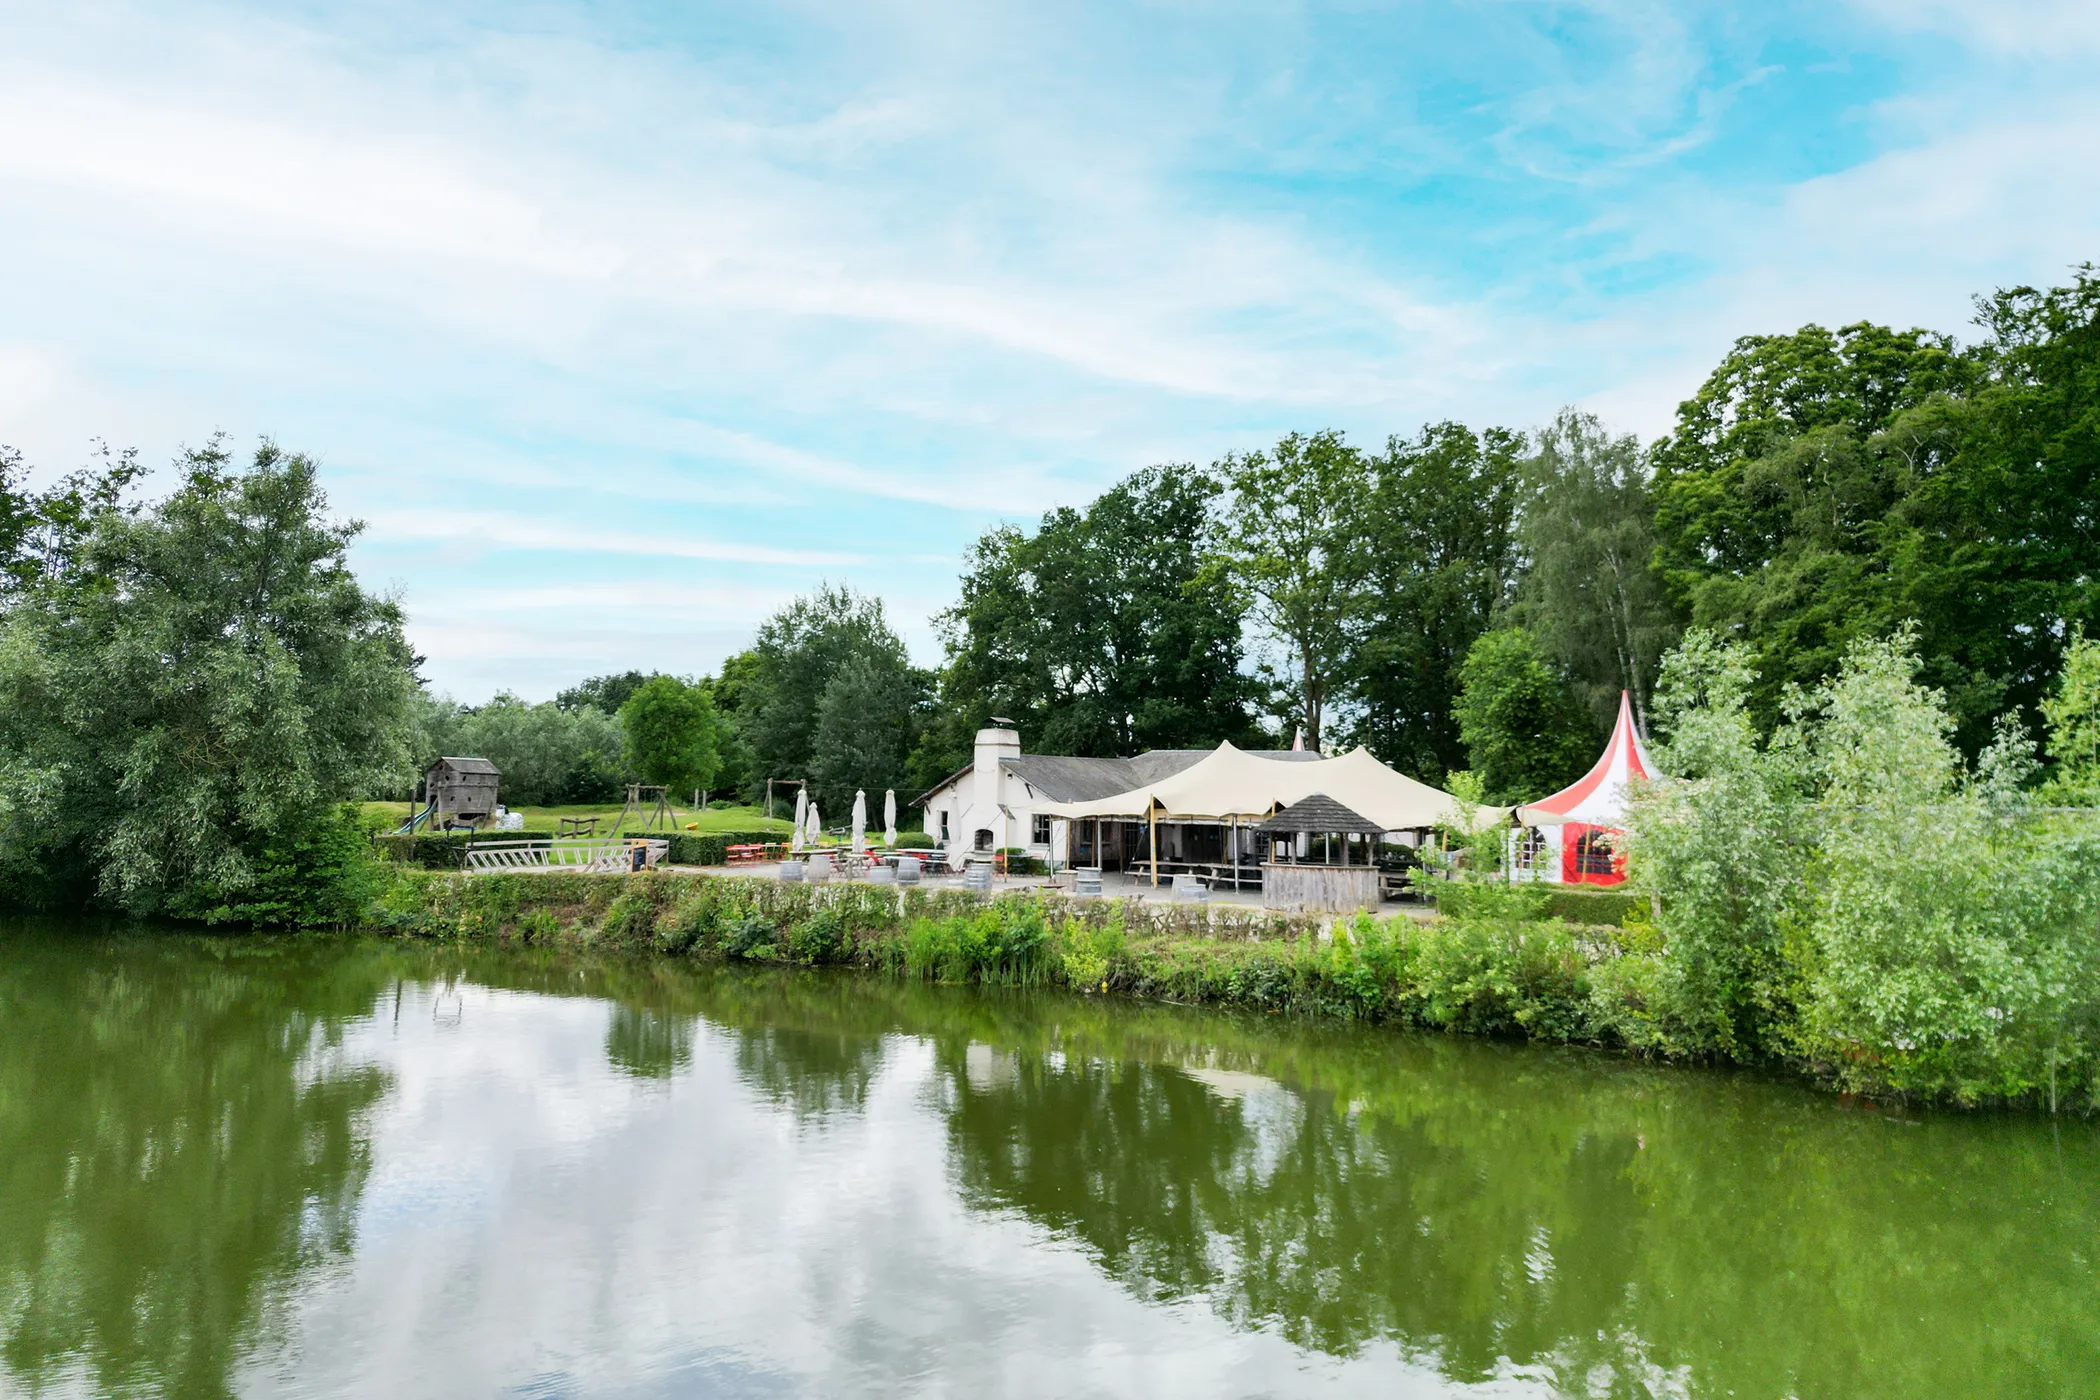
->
xmin=1452 ymin=627 xmax=1595 ymax=804
xmin=2040 ymin=631 xmax=2100 ymax=803
xmin=0 ymin=438 xmax=418 ymax=914
xmin=1787 ymin=632 xmax=2100 ymax=1105
xmin=935 ymin=462 xmax=1258 ymax=761
xmin=1516 ymin=411 xmax=1677 ymax=735
xmin=1347 ymin=423 xmax=1521 ymax=780
xmin=742 ymin=585 xmax=928 ymax=804
xmin=1648 ymin=270 xmax=2100 ymax=751
xmin=1216 ymin=430 xmax=1370 ymax=750
xmin=556 ymin=670 xmax=649 ymax=715
xmin=1617 ymin=631 xmax=1808 ymax=1056
xmin=619 ymin=674 xmax=726 ymax=796
xmin=810 ymin=651 xmax=921 ymax=813
xmin=434 ymin=696 xmax=628 ymax=807
xmin=0 ymin=442 xmax=146 ymax=601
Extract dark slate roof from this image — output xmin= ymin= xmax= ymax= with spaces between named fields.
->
xmin=1257 ymin=793 xmax=1385 ymax=835
xmin=920 ymin=746 xmax=1320 ymax=806
xmin=1000 ymin=755 xmax=1143 ymax=802
xmin=433 ymin=756 xmax=500 ymax=776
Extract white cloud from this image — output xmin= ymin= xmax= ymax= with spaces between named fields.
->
xmin=1845 ymin=0 xmax=2100 ymax=57
xmin=3 ymin=0 xmax=2095 ymax=698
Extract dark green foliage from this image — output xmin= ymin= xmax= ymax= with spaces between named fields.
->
xmin=1216 ymin=431 xmax=1369 ymax=749
xmin=166 ymin=804 xmax=387 ymax=928
xmin=933 ymin=462 xmax=1259 ymax=765
xmin=738 ymin=585 xmax=929 ymax=809
xmin=1346 ymin=423 xmax=1522 ymax=780
xmin=810 ymin=652 xmax=920 ymax=814
xmin=0 ymin=440 xmax=146 ymax=600
xmin=557 ymin=670 xmax=648 ymax=715
xmin=415 ymin=693 xmax=627 ymax=806
xmin=1649 ymin=269 xmax=2100 ymax=749
xmin=619 ymin=674 xmax=726 ymax=794
xmin=1434 ymin=881 xmax=1642 ymax=927
xmin=1453 ymin=628 xmax=1597 ymax=803
xmin=1515 ymin=411 xmax=1678 ymax=733
xmin=721 ymin=913 xmax=776 ymax=959
xmin=788 ymin=910 xmax=846 ymax=964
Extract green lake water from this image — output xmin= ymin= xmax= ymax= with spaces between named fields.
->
xmin=1 ymin=923 xmax=2094 ymax=1398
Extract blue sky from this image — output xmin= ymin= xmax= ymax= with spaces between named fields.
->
xmin=3 ymin=0 xmax=2095 ymax=700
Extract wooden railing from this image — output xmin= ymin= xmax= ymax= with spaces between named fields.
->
xmin=463 ymin=838 xmax=669 ymax=874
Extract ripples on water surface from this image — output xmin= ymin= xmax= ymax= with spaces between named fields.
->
xmin=0 ymin=923 xmax=2094 ymax=1398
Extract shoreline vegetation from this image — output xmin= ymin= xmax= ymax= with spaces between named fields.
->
xmin=363 ymin=859 xmax=2095 ymax=1114
xmin=6 ymin=271 xmax=2100 ymax=1118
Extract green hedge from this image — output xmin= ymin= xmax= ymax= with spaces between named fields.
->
xmin=372 ymin=828 xmax=785 ymax=870
xmin=1432 ymin=880 xmax=1644 ymax=927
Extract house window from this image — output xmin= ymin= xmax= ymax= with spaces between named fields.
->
xmin=1032 ymin=814 xmax=1052 ymax=845
xmin=938 ymin=811 xmax=950 ymax=842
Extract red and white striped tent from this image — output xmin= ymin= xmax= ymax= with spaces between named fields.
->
xmin=1508 ymin=691 xmax=1654 ymax=886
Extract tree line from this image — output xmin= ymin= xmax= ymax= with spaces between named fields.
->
xmin=1 ymin=265 xmax=2093 ymax=915
xmin=921 ymin=265 xmax=2100 ymax=803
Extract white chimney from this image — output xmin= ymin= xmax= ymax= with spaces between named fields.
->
xmin=972 ymin=726 xmax=1021 ymax=849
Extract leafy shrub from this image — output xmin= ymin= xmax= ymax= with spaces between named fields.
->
xmin=1058 ymin=913 xmax=1127 ymax=990
xmin=721 ymin=913 xmax=777 ymax=959
xmin=788 ymin=909 xmax=847 ymax=964
xmin=597 ymin=887 xmax=660 ymax=945
xmin=1413 ymin=915 xmax=1592 ymax=1039
xmin=167 ymin=804 xmax=387 ymax=929
xmin=1787 ymin=635 xmax=2100 ymax=1106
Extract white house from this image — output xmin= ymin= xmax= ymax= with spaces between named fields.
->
xmin=917 ymin=726 xmax=1317 ymax=871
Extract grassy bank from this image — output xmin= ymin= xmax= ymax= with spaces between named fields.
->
xmin=365 ymin=867 xmax=1993 ymax=1105
xmin=363 ymin=867 xmax=2100 ymax=1112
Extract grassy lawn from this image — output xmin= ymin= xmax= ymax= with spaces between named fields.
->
xmin=359 ymin=800 xmax=794 ymax=834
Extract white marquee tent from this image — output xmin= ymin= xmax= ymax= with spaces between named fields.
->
xmin=1038 ymin=741 xmax=1497 ymax=832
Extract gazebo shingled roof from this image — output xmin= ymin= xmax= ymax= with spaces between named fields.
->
xmin=1256 ymin=793 xmax=1385 ymax=837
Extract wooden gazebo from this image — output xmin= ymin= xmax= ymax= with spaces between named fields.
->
xmin=1258 ymin=793 xmax=1384 ymax=913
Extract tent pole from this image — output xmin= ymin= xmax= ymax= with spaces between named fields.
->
xmin=1150 ymin=808 xmax=1159 ymax=887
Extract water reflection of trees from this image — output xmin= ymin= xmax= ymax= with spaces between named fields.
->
xmin=415 ymin=948 xmax=2100 ymax=1399
xmin=604 ymin=1005 xmax=694 ymax=1079
xmin=930 ymin=1017 xmax=2100 ymax=1398
xmin=0 ymin=927 xmax=395 ymax=1399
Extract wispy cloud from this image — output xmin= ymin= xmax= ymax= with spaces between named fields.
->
xmin=3 ymin=0 xmax=2091 ymax=697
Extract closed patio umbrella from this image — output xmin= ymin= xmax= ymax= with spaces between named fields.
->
xmin=805 ymin=801 xmax=821 ymax=847
xmin=791 ymin=787 xmax=808 ymax=852
xmin=883 ymin=790 xmax=898 ymax=847
xmin=851 ymin=791 xmax=867 ymax=853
